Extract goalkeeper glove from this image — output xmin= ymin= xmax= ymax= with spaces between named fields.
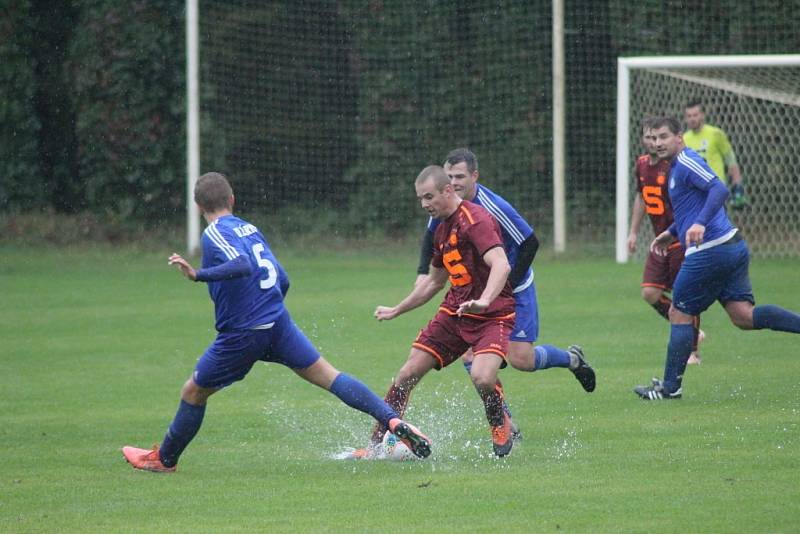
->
xmin=730 ymin=183 xmax=747 ymax=210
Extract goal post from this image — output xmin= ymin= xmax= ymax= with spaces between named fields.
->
xmin=186 ymin=0 xmax=200 ymax=256
xmin=616 ymin=54 xmax=800 ymax=263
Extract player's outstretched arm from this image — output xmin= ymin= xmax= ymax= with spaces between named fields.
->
xmin=628 ymin=194 xmax=645 ymax=253
xmin=375 ymin=266 xmax=447 ymax=321
xmin=457 ymin=246 xmax=510 ymax=316
xmin=168 ymin=253 xmax=197 ymax=281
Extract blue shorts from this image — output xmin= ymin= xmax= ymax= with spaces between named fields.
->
xmin=672 ymin=238 xmax=754 ymax=317
xmin=193 ymin=310 xmax=320 ymax=389
xmin=510 ymin=282 xmax=539 ymax=342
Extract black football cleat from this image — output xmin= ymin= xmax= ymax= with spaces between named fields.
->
xmin=568 ymin=345 xmax=596 ymax=392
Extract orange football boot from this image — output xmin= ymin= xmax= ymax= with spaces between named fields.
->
xmin=388 ymin=419 xmax=431 ymax=459
xmin=122 ymin=445 xmax=176 ymax=473
xmin=491 ymin=413 xmax=513 ymax=457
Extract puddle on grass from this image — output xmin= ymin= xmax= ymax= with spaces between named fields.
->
xmin=260 ymin=379 xmax=585 ymax=467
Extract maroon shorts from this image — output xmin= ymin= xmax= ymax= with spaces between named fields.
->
xmin=642 ymin=242 xmax=685 ymax=291
xmin=412 ymin=309 xmax=513 ymax=370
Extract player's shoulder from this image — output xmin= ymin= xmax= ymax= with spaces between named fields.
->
xmin=675 ymin=149 xmax=715 ymax=179
xmin=458 ymin=199 xmax=493 ymax=225
xmin=675 ymin=148 xmax=700 ymax=167
xmin=635 ymin=154 xmax=655 ymax=170
xmin=202 ymin=218 xmax=224 ymax=239
xmin=699 ymin=124 xmax=727 ymax=141
xmin=475 ymin=183 xmax=510 ymax=207
xmin=474 ymin=183 xmax=522 ymax=218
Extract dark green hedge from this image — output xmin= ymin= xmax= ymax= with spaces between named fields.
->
xmin=2 ymin=0 xmax=799 ymax=236
xmin=68 ymin=0 xmax=185 ymax=222
xmin=0 ymin=0 xmax=41 ymax=212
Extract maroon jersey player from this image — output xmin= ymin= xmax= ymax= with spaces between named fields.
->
xmin=627 ymin=119 xmax=703 ymax=363
xmin=352 ymin=165 xmax=518 ymax=458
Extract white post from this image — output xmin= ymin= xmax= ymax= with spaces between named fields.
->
xmin=552 ymin=0 xmax=566 ymax=253
xmin=615 ymin=59 xmax=630 ymax=263
xmin=186 ymin=0 xmax=201 ymax=255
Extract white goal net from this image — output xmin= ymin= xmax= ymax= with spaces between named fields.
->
xmin=616 ymin=55 xmax=800 ymax=262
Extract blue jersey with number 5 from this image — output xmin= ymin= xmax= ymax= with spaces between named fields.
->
xmin=201 ymin=215 xmax=288 ymax=331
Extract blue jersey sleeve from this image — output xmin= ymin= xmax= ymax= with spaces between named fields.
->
xmin=475 ymin=186 xmax=533 ymax=246
xmin=677 ymin=150 xmax=718 ymax=191
xmin=196 ymin=255 xmax=252 ymax=282
xmin=671 ymin=149 xmax=735 ymax=246
xmin=278 ymin=263 xmax=290 ymax=296
xmin=202 ymin=221 xmax=246 ymax=268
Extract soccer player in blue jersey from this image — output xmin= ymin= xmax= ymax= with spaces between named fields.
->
xmin=634 ymin=118 xmax=800 ymax=400
xmin=122 ymin=172 xmax=431 ymax=471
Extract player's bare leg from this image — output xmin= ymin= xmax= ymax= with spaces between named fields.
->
xmin=642 ymin=286 xmax=671 ymax=319
xmin=470 ymin=353 xmax=513 ymax=457
xmin=724 ymin=300 xmax=756 ymax=330
xmin=355 ymin=348 xmax=437 ymax=456
xmin=461 ymin=348 xmax=520 ymax=440
xmin=687 ymin=317 xmax=704 ymax=365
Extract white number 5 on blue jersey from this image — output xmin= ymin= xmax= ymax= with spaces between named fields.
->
xmin=251 ymin=243 xmax=278 ymax=289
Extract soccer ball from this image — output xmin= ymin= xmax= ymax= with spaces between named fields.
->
xmin=381 ymin=432 xmax=417 ymax=461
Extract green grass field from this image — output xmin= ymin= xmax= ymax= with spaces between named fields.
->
xmin=1 ymin=245 xmax=798 ymax=532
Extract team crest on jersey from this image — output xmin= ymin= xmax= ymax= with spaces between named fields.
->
xmin=449 ymin=232 xmax=458 ymax=246
xmin=657 ymin=174 xmax=666 ymax=185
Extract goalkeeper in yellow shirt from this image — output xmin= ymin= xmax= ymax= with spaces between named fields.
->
xmin=683 ymin=99 xmax=747 ymax=209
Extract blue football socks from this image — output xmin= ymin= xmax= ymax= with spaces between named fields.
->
xmin=662 ymin=323 xmax=694 ymax=393
xmin=533 ymin=345 xmax=572 ymax=370
xmin=330 ymin=373 xmax=397 ymax=427
xmin=753 ymin=304 xmax=800 ymax=333
xmin=160 ymin=399 xmax=206 ymax=467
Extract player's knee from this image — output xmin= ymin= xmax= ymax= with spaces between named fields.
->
xmin=181 ymin=377 xmax=215 ymax=405
xmin=729 ymin=312 xmax=754 ymax=330
xmin=725 ymin=302 xmax=755 ymax=330
xmin=469 ymin=367 xmax=496 ymax=392
xmin=470 ymin=373 xmax=494 ymax=392
xmin=641 ymin=287 xmax=661 ymax=304
xmin=506 ymin=344 xmax=534 ymax=371
xmin=668 ymin=306 xmax=694 ymax=324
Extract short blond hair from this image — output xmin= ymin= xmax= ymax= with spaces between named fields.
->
xmin=415 ymin=165 xmax=449 ymax=191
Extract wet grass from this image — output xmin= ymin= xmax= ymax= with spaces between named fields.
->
xmin=1 ymin=245 xmax=798 ymax=532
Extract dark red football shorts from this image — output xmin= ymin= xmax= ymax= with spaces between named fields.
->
xmin=412 ymin=310 xmax=513 ymax=370
xmin=642 ymin=242 xmax=685 ymax=291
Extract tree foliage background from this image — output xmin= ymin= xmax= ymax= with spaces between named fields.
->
xmin=2 ymin=0 xmax=798 ymax=240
